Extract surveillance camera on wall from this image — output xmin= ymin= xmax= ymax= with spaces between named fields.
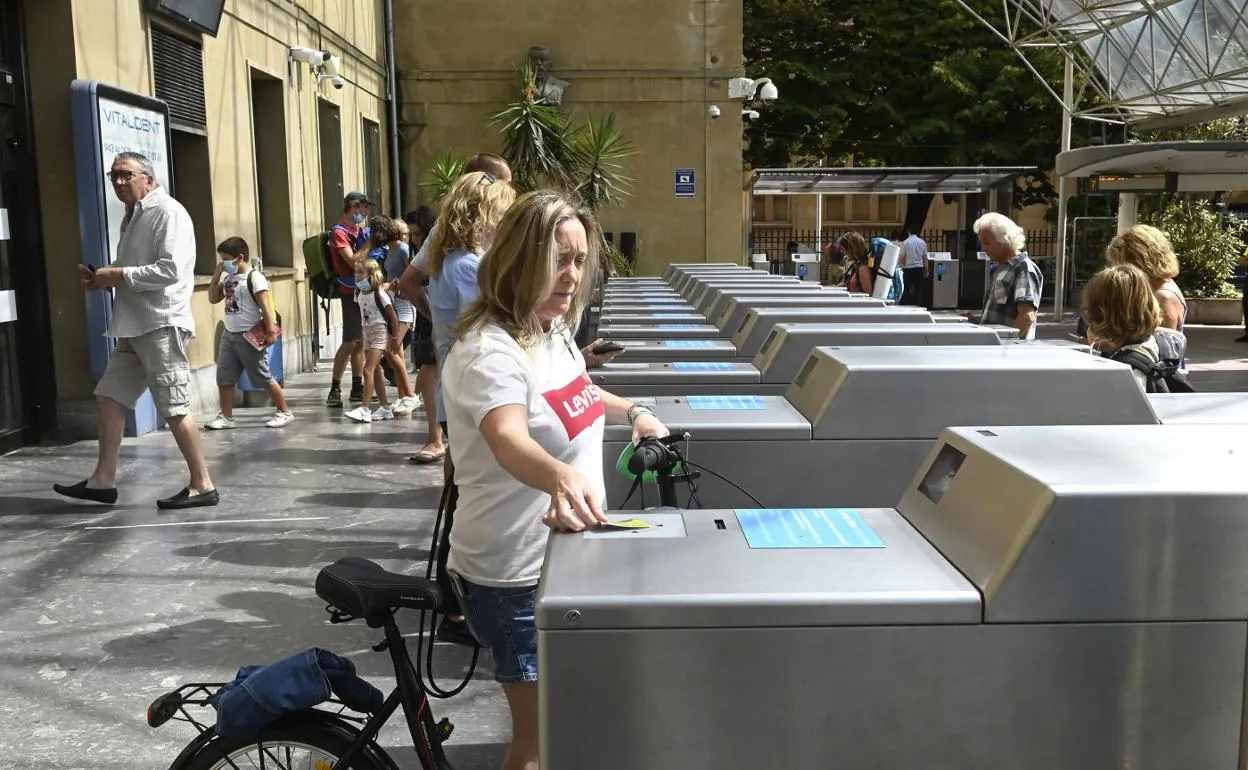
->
xmin=322 ymin=55 xmax=342 ymax=79
xmin=331 ymin=75 xmax=345 ymax=90
xmin=289 ymin=46 xmax=330 ymax=66
xmin=708 ymin=104 xmax=721 ymax=119
xmin=742 ymin=109 xmax=760 ymax=121
xmin=728 ymin=76 xmax=779 ymax=106
xmin=758 ymin=81 xmax=779 ymax=105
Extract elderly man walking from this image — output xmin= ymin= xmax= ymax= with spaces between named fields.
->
xmin=54 ymin=152 xmax=218 ymax=510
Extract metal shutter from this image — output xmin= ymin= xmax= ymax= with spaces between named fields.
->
xmin=151 ymin=27 xmax=206 ymax=129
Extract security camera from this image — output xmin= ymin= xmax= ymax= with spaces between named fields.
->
xmin=331 ymin=75 xmax=345 ymax=90
xmin=322 ymin=55 xmax=342 ymax=79
xmin=289 ymin=46 xmax=329 ymax=66
xmin=708 ymin=104 xmax=721 ymax=119
xmin=758 ymin=80 xmax=779 ymax=105
xmin=742 ymin=109 xmax=760 ymax=121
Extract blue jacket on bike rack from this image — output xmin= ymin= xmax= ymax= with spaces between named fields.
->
xmin=210 ymin=647 xmax=385 ymax=738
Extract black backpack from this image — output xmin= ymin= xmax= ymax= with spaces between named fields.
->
xmin=1109 ymin=348 xmax=1195 ymax=393
xmin=245 ymin=271 xmax=282 ymax=327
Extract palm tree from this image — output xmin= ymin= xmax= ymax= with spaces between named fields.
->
xmin=417 ymin=151 xmax=467 ymax=201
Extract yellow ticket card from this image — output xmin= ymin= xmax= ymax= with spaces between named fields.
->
xmin=600 ymin=518 xmax=653 ymax=530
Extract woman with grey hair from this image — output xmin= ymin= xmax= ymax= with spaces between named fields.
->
xmin=965 ymin=212 xmax=1044 ymax=340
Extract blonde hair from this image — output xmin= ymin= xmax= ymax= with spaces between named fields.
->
xmin=1082 ymin=264 xmax=1162 ymax=346
xmin=1106 ymin=224 xmax=1179 ymax=281
xmin=973 ymin=212 xmax=1026 ymax=253
xmin=426 ymin=171 xmax=516 ymax=276
xmin=840 ymin=231 xmax=869 ymax=262
xmin=356 ymin=258 xmax=385 ymax=291
xmin=456 ymin=190 xmax=601 ymax=349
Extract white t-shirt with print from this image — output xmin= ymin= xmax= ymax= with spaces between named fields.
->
xmin=356 ymin=286 xmax=393 ymax=328
xmin=222 ymin=269 xmax=268 ymax=333
xmin=443 ymin=322 xmax=606 ymax=587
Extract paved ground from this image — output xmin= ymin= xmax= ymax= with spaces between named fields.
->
xmin=1 ymin=318 xmax=1244 ymax=768
xmin=0 ymin=380 xmax=509 ymax=769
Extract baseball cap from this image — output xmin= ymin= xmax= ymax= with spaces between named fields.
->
xmin=344 ymin=191 xmax=374 ymax=206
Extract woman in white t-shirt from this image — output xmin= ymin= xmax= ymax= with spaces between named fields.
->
xmin=442 ymin=190 xmax=669 ymax=769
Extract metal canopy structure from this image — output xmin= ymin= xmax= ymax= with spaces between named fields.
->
xmin=956 ymin=0 xmax=1248 ymax=129
xmin=1056 ymin=139 xmax=1248 ymax=180
xmin=748 ymin=167 xmax=1034 ymax=196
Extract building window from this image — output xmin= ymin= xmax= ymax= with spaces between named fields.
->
xmin=152 ymin=25 xmax=215 ymax=274
xmin=851 ymin=195 xmax=872 ymax=222
xmin=362 ymin=119 xmax=382 ymax=213
xmin=751 ymin=195 xmax=766 ymax=221
xmin=250 ymin=69 xmax=294 ymax=268
xmin=771 ymin=196 xmax=790 ymax=222
xmin=824 ymin=194 xmax=846 ymax=222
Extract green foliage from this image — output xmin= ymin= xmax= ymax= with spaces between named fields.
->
xmin=418 ymin=151 xmax=467 ymax=201
xmin=1136 ymin=116 xmax=1248 ymax=143
xmin=743 ymin=0 xmax=1064 ymax=206
xmin=491 ymin=65 xmax=635 ymax=212
xmin=572 ymin=113 xmax=636 ymax=212
xmin=602 ymin=240 xmax=635 ymax=277
xmin=1145 ymin=197 xmax=1245 ymax=299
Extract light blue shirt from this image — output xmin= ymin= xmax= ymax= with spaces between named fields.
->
xmin=428 ymin=247 xmax=482 ymax=416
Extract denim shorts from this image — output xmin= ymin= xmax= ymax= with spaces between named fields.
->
xmin=452 ymin=575 xmax=539 ymax=685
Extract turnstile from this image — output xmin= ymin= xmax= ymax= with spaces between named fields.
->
xmin=601 ymin=345 xmax=1157 ymax=509
xmin=590 ymin=322 xmax=1007 ymax=397
xmin=542 ymin=423 xmax=1248 ymax=770
xmin=602 ymin=307 xmax=935 ymax=353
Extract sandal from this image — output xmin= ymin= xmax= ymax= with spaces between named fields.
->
xmin=408 ymin=448 xmax=447 ymax=464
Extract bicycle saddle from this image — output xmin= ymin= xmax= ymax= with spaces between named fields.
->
xmin=316 ymin=557 xmax=443 ymax=627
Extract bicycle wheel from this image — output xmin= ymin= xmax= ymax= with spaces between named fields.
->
xmin=178 ymin=722 xmax=385 ymax=770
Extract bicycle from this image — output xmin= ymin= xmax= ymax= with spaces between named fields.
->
xmin=148 ymin=485 xmax=473 ymax=769
xmin=618 ymin=431 xmax=765 ymax=510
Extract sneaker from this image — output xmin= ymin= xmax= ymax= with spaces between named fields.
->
xmin=265 ymin=410 xmax=295 ymax=428
xmin=205 ymin=414 xmax=236 ymax=431
xmin=1236 ymin=334 xmax=1248 ymax=343
xmin=349 ymin=385 xmax=364 ymax=403
xmin=372 ymin=405 xmax=395 ymax=421
xmin=344 ymin=406 xmax=372 ymax=423
xmin=392 ymin=396 xmax=416 ymax=416
xmin=326 ymin=388 xmax=343 ymax=408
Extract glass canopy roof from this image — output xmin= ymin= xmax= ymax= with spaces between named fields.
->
xmin=954 ymin=0 xmax=1248 ymax=128
xmin=748 ymin=167 xmax=1034 ymax=195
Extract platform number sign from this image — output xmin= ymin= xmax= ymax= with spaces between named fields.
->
xmin=675 ymin=168 xmax=696 ymax=198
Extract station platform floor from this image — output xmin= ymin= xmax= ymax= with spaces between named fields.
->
xmin=1 ymin=316 xmax=1245 ymax=767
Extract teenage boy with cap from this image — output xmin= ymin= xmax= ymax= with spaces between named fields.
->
xmin=326 ymin=191 xmax=375 ymax=408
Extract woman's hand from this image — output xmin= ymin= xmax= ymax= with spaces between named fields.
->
xmin=542 ymin=465 xmax=607 ymax=532
xmin=582 ymin=338 xmax=620 ymax=369
xmin=631 ymin=411 xmax=670 ymax=447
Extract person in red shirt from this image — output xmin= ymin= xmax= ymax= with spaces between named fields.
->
xmin=326 ymin=191 xmax=374 ymax=407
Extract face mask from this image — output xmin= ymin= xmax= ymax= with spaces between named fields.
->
xmin=221 ymin=260 xmax=239 ymax=275
xmin=357 ymin=279 xmax=372 ymax=292
xmin=353 ymin=213 xmax=366 ymax=225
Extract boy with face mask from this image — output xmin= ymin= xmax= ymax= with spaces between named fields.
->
xmin=206 ymin=236 xmax=293 ymax=429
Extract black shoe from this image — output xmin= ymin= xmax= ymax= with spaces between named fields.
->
xmin=53 ymin=480 xmax=118 ymax=505
xmin=436 ymin=617 xmax=479 ymax=647
xmin=326 ymin=388 xmax=343 ymax=408
xmin=349 ymin=387 xmax=364 ymax=403
xmin=157 ymin=488 xmax=220 ymax=510
xmin=1236 ymin=334 xmax=1248 ymax=343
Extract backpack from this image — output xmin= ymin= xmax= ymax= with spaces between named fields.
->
xmin=302 ymin=224 xmax=357 ymax=299
xmin=1109 ymin=348 xmax=1196 ymax=393
xmin=245 ymin=271 xmax=282 ymax=327
xmin=869 ymin=237 xmax=903 ymax=302
xmin=358 ymin=287 xmax=397 ymax=336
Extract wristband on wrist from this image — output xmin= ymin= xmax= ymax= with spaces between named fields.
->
xmin=626 ymin=404 xmax=654 ymax=424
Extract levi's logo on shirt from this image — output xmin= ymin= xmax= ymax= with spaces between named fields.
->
xmin=542 ymin=373 xmax=604 ymax=441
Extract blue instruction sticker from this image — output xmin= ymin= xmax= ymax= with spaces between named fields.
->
xmin=663 ymin=340 xmax=717 ymax=348
xmin=651 ymin=305 xmax=691 ymax=310
xmin=654 ymin=314 xmax=695 ymax=318
xmin=673 ymin=362 xmax=736 ymax=372
xmin=658 ymin=324 xmax=705 ymax=329
xmin=686 ymin=395 xmax=766 ymax=410
xmin=735 ymin=509 xmax=885 ymax=549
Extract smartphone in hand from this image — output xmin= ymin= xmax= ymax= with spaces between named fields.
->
xmin=592 ymin=341 xmax=625 ymax=355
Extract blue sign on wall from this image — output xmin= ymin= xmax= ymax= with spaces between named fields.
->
xmin=675 ymin=168 xmax=696 ymax=198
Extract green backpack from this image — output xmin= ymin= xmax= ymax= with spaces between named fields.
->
xmin=302 ymin=226 xmax=349 ymax=299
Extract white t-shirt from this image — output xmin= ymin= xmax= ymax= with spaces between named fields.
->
xmin=356 ymin=286 xmax=393 ymax=328
xmin=443 ymin=322 xmax=606 ymax=587
xmin=222 ymin=269 xmax=268 ymax=333
xmin=902 ymin=234 xmax=929 ymax=269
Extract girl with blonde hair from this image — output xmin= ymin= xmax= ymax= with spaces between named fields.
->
xmin=1082 ymin=264 xmax=1189 ymax=392
xmin=1105 ymin=224 xmax=1187 ymax=331
xmin=442 ymin=190 xmax=669 ymax=770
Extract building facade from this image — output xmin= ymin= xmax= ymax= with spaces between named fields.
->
xmin=4 ymin=0 xmax=389 ymax=449
xmin=394 ymin=0 xmax=746 ymax=277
